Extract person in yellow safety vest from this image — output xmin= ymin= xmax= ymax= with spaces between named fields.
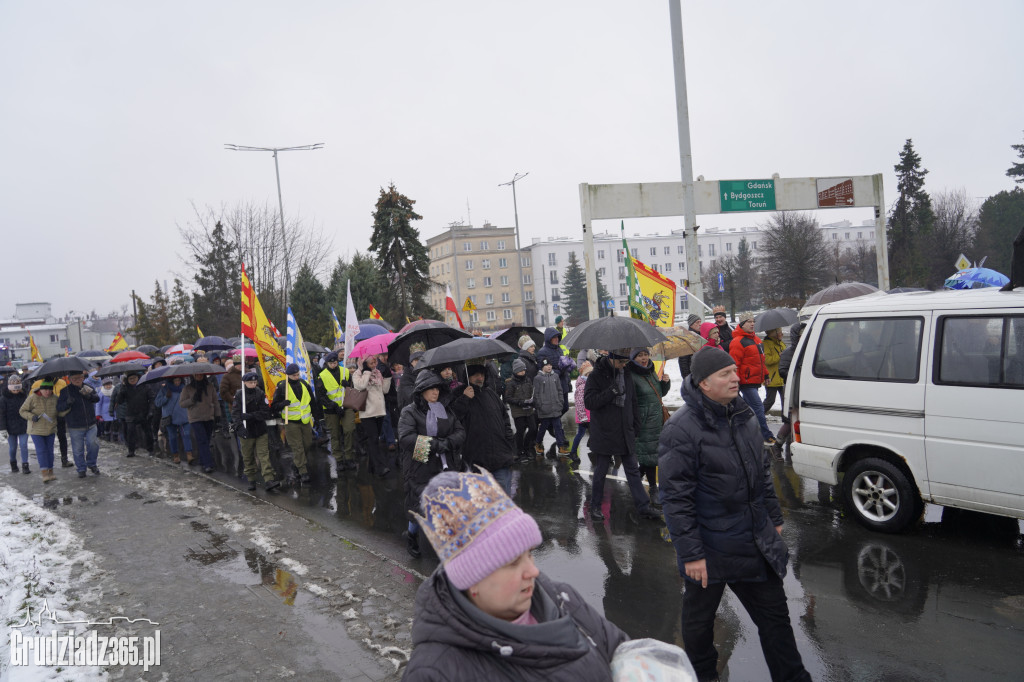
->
xmin=554 ymin=315 xmax=569 ymax=354
xmin=269 ymin=363 xmax=323 ymax=485
xmin=314 ymin=351 xmax=357 ymax=471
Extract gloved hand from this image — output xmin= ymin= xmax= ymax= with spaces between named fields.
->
xmin=316 ymin=419 xmax=327 ymax=434
xmin=32 ymin=415 xmax=41 ymax=422
xmin=523 ymin=397 xmax=534 ymax=405
xmin=610 ymin=386 xmax=624 ymax=396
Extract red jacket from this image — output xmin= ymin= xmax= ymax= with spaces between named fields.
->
xmin=729 ymin=326 xmax=767 ymax=387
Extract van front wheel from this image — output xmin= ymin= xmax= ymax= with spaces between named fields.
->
xmin=842 ymin=458 xmax=919 ymax=533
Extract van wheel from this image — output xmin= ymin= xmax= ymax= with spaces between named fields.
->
xmin=842 ymin=458 xmax=919 ymax=533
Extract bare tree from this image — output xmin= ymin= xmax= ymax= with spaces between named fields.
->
xmin=839 ymin=243 xmax=879 ymax=286
xmin=758 ymin=212 xmax=832 ymax=305
xmin=927 ymin=188 xmax=979 ymax=285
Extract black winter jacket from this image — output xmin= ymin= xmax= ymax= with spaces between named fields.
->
xmin=56 ymin=383 xmax=100 ymax=429
xmin=231 ymin=386 xmax=273 ymax=439
xmin=398 ymin=388 xmax=466 ymax=514
xmin=583 ymin=357 xmax=639 ymax=458
xmin=451 ymin=384 xmax=515 ymax=473
xmin=503 ymin=373 xmax=535 ymax=418
xmin=777 ymin=321 xmax=804 ymax=381
xmin=0 ymin=387 xmax=28 ymax=436
xmin=404 ymin=569 xmax=628 ymax=682
xmin=658 ymin=376 xmax=788 ymax=584
xmin=397 ymin=365 xmax=422 ymax=413
xmin=517 ymin=349 xmax=539 ymax=380
xmin=112 ymin=382 xmax=151 ymax=422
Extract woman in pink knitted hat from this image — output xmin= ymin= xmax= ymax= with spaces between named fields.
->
xmin=403 ymin=468 xmax=629 ymax=681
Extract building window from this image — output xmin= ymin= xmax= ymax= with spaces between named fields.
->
xmin=651 ymin=263 xmax=659 ymax=272
xmin=481 ymin=241 xmax=489 ymax=250
xmin=679 ymin=262 xmax=685 ymax=270
xmin=857 ymin=232 xmax=862 ymax=239
xmin=485 ymin=294 xmax=494 ymax=305
xmin=501 ymin=275 xmax=509 ymax=286
xmin=50 ymin=334 xmax=59 ymax=343
xmin=698 ymin=245 xmax=703 ymax=257
xmin=548 ymin=253 xmax=557 ymax=266
xmin=525 ymin=290 xmax=533 ymax=301
xmin=551 ymin=288 xmax=560 ymax=301
xmin=503 ymin=309 xmax=513 ymax=320
xmin=844 ymin=233 xmax=850 ymax=240
xmin=726 ymin=242 xmax=732 ymax=252
xmin=497 ymin=240 xmax=506 ymax=250
xmin=680 ymin=295 xmax=688 ymax=307
xmin=470 ymin=295 xmax=477 ymax=304
xmin=619 ymin=300 xmax=629 ymax=311
xmin=650 ymin=247 xmax=657 ymax=256
xmin=521 ymin=256 xmax=531 ymax=267
xmin=549 ymin=271 xmax=558 ymax=284
xmin=467 ymin=278 xmax=475 ymax=288
xmin=465 ymin=260 xmax=474 ymax=270
xmin=677 ymin=245 xmax=684 ymax=254
xmin=832 ymin=233 xmax=838 ymax=240
xmin=751 ymin=241 xmax=757 ymax=250
xmin=679 ymin=278 xmax=686 ymax=286
xmin=631 ymin=248 xmax=637 ymax=258
xmin=616 ymin=250 xmax=624 ymax=263
xmin=483 ymin=277 xmax=492 ymax=287
xmin=619 ymin=283 xmax=628 ymax=296
xmin=501 ymin=293 xmax=511 ymax=303
xmin=618 ymin=266 xmax=626 ymax=279
xmin=464 ymin=242 xmax=472 ymax=252
xmin=598 ymin=250 xmax=605 ymax=259
xmin=482 ymin=259 xmax=491 ymax=269
xmin=664 ymin=263 xmax=672 ymax=272
xmin=487 ymin=310 xmax=496 ymax=321
xmin=869 ymin=231 xmax=874 ymax=239
xmin=470 ymin=312 xmax=479 ymax=323
xmin=598 ymin=267 xmax=606 ymax=277
xmin=523 ymin=274 xmax=532 ymax=285
xmin=498 ymin=257 xmax=507 ymax=268
xmin=664 ymin=246 xmax=670 ymax=255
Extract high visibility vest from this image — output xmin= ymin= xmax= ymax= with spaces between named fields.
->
xmin=318 ymin=367 xmax=350 ymax=408
xmin=558 ymin=326 xmax=569 ymax=355
xmin=284 ymin=381 xmax=312 ymax=424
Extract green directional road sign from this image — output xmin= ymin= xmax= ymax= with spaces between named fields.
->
xmin=719 ymin=179 xmax=776 ymax=212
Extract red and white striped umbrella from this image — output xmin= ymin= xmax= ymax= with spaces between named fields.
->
xmin=165 ymin=343 xmax=194 ymax=355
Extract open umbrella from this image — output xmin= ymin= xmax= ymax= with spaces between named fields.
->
xmin=137 ymin=365 xmax=177 ymax=384
xmin=227 ymin=347 xmax=259 ymax=358
xmin=360 ymin=317 xmax=394 ymax=331
xmin=489 ymin=326 xmax=544 ymax=349
xmin=28 ymin=356 xmax=93 ymax=381
xmin=194 ymin=335 xmax=234 ymax=352
xmin=388 ymin=321 xmax=472 ymax=367
xmin=165 ymin=343 xmax=194 ymax=355
xmin=350 ymin=333 xmax=398 ymax=359
xmin=886 ymin=287 xmax=929 ymax=294
xmin=159 ymin=344 xmax=174 ymax=354
xmin=302 ymin=341 xmax=329 ymax=354
xmin=654 ymin=327 xmax=706 ymax=360
xmin=355 ymin=323 xmax=392 ymax=341
xmin=561 ymin=316 xmax=668 ymax=351
xmin=76 ymin=349 xmax=111 ymax=362
xmin=943 ymin=267 xmax=1010 ymax=290
xmin=418 ymin=338 xmax=516 ymax=370
xmin=111 ymin=350 xmax=149 ymax=363
xmin=135 ymin=344 xmax=159 ymax=355
xmin=806 ymin=282 xmax=879 ymax=306
xmin=754 ymin=308 xmax=798 ymax=334
xmin=159 ymin=362 xmax=227 ymax=379
xmin=95 ymin=361 xmax=147 ymax=378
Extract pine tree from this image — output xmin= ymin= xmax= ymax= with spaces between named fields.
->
xmin=560 ymin=252 xmax=590 ymax=325
xmin=887 ymin=139 xmax=935 ymax=287
xmin=1007 ymin=131 xmax=1024 ymax=185
xmin=596 ymin=271 xmax=613 ymax=317
xmin=130 ymin=281 xmax=172 ymax=346
xmin=192 ymin=220 xmax=239 ymax=337
xmin=369 ymin=184 xmax=435 ymax=321
xmin=327 ymin=253 xmax=390 ymax=325
xmin=975 ymin=188 xmax=1024 ymax=276
xmin=290 ymin=263 xmax=331 ymax=345
xmin=759 ymin=212 xmax=832 ymax=304
xmin=168 ymin=279 xmax=194 ymax=342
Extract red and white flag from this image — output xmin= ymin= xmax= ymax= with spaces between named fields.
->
xmin=445 ymin=284 xmax=464 ymax=329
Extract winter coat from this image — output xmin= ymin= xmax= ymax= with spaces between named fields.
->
xmin=536 ymin=328 xmax=575 ymax=395
xmin=179 ymin=379 xmax=223 ymax=423
xmin=56 ymin=383 xmax=100 ymax=430
xmin=628 ymin=361 xmax=670 ymax=468
xmin=729 ymin=326 xmax=768 ymax=387
xmin=517 ymin=349 xmax=539 ymax=380
xmin=777 ymin=322 xmax=804 ymax=382
xmin=699 ymin=322 xmax=721 ymax=349
xmin=503 ymin=373 xmax=535 ymax=418
xmin=352 ymin=362 xmax=392 ymax=419
xmin=658 ymin=376 xmax=788 ymax=584
xmin=231 ymin=385 xmax=273 ymax=440
xmin=405 ymin=569 xmax=628 ymax=682
xmin=153 ymin=381 xmax=190 ymax=426
xmin=451 ymin=384 xmax=516 ymax=473
xmin=583 ymin=356 xmax=640 ymax=459
xmin=95 ymin=387 xmax=115 ymax=422
xmin=111 ymin=381 xmax=150 ymax=422
xmin=20 ymin=390 xmax=60 ymax=437
xmin=574 ymin=373 xmax=591 ymax=425
xmin=398 ymin=374 xmax=466 ymax=514
xmin=532 ymin=370 xmax=563 ymax=419
xmin=270 ymin=378 xmax=323 ymax=423
xmin=219 ymin=365 xmax=242 ymax=405
xmin=0 ymin=387 xmax=29 ymax=436
xmin=715 ymin=321 xmax=733 ymax=353
xmin=762 ymin=335 xmax=786 ymax=388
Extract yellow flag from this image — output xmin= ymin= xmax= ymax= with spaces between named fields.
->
xmin=105 ymin=332 xmax=128 ymax=353
xmin=29 ymin=334 xmax=43 ymax=362
xmin=241 ymin=263 xmax=286 ymax=396
xmin=631 ymin=257 xmax=677 ymax=377
xmin=196 ymin=325 xmax=204 ymax=338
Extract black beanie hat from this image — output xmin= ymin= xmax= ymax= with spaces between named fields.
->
xmin=690 ymin=347 xmax=736 ymax=386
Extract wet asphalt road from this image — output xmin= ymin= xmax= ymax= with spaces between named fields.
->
xmin=211 ymin=418 xmax=1024 ymax=682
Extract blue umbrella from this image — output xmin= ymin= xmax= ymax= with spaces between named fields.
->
xmin=355 ymin=323 xmax=391 ymax=341
xmin=943 ymin=267 xmax=1010 ymax=290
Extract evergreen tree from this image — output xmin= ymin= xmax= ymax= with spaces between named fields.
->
xmin=596 ymin=271 xmax=613 ymax=317
xmin=168 ymin=279 xmax=194 ymax=342
xmin=1007 ymin=131 xmax=1024 ymax=185
xmin=759 ymin=212 xmax=832 ymax=304
xmin=887 ymin=139 xmax=935 ymax=287
xmin=129 ymin=281 xmax=173 ymax=346
xmin=327 ymin=253 xmax=391 ymax=325
xmin=368 ymin=184 xmax=435 ymax=321
xmin=560 ymin=252 xmax=589 ymax=325
xmin=290 ymin=263 xmax=331 ymax=345
xmin=191 ymin=220 xmax=239 ymax=337
xmin=733 ymin=238 xmax=758 ymax=309
xmin=975 ymin=188 xmax=1024 ymax=276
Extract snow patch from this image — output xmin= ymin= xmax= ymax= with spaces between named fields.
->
xmin=277 ymin=558 xmax=308 ymax=576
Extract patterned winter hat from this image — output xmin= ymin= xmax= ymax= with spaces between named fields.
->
xmin=415 ymin=469 xmax=543 ymax=590
xmin=738 ymin=311 xmax=755 ymax=326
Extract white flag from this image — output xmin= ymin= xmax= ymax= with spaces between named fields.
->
xmin=343 ymin=280 xmax=360 ymax=363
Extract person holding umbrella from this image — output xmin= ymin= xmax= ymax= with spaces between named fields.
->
xmin=231 ymin=371 xmax=280 ymax=492
xmin=153 ymin=377 xmax=193 ymax=464
xmin=56 ymin=371 xmax=101 ymax=477
xmin=269 ymin=363 xmax=320 ymax=484
xmin=110 ymin=372 xmax=152 ymax=456
xmin=451 ymin=364 xmax=516 ymax=495
xmin=20 ymin=379 xmax=61 ymax=482
xmin=1 ymin=374 xmax=31 ymax=473
xmin=179 ymin=371 xmax=223 ymax=474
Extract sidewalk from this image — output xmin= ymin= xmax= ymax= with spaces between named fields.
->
xmin=0 ymin=439 xmax=420 ymax=680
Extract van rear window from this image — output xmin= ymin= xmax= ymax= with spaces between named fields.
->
xmin=936 ymin=315 xmax=1024 ymax=388
xmin=812 ymin=317 xmax=922 ymax=382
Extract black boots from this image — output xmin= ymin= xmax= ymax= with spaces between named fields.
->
xmin=404 ymin=531 xmax=422 ymax=559
xmin=61 ymin=455 xmax=74 ymax=468
xmin=21 ymin=462 xmax=30 ymax=474
xmin=10 ymin=460 xmax=18 ymax=473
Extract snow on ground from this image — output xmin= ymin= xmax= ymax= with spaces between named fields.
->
xmin=0 ymin=485 xmax=107 ymax=681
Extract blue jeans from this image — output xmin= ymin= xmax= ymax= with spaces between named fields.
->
xmin=491 ymin=466 xmax=512 ymax=496
xmin=32 ymin=434 xmax=56 ymax=470
xmin=8 ymin=433 xmax=29 ymax=463
xmin=740 ymin=386 xmax=774 ymax=440
xmin=570 ymin=423 xmax=589 ymax=455
xmin=68 ymin=425 xmax=100 ymax=472
xmin=166 ymin=423 xmax=193 ymax=454
xmin=190 ymin=421 xmax=215 ymax=469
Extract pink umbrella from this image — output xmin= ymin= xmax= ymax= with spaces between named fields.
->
xmin=229 ymin=347 xmax=259 ymax=358
xmin=166 ymin=343 xmax=194 ymax=355
xmin=350 ymin=333 xmax=398 ymax=359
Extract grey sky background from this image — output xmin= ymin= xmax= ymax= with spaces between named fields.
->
xmin=1 ymin=1 xmax=1020 ymax=320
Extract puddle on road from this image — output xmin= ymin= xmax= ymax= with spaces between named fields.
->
xmin=33 ymin=495 xmax=91 ymax=509
xmin=125 ymin=491 xmax=144 ymax=500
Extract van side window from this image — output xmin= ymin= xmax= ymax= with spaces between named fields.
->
xmin=936 ymin=315 xmax=1024 ymax=388
xmin=812 ymin=317 xmax=922 ymax=382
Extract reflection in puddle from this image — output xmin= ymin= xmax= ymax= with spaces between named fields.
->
xmin=184 ymin=523 xmax=299 ymax=606
xmin=185 ymin=520 xmax=238 ymax=565
xmin=33 ymin=495 xmax=90 ymax=509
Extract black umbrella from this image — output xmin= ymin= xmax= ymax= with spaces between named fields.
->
xmin=159 ymin=344 xmax=174 ymax=354
xmin=28 ymin=356 xmax=94 ymax=381
xmin=76 ymin=349 xmax=112 ymax=361
xmin=805 ymin=281 xmax=879 ymax=306
xmin=359 ymin=317 xmax=394 ymax=331
xmin=137 ymin=365 xmax=176 ymax=385
xmin=418 ymin=338 xmax=516 ymax=370
xmin=94 ymin=361 xmax=147 ymax=378
xmin=489 ymin=326 xmax=544 ymax=350
xmin=303 ymin=341 xmax=329 ymax=354
xmin=561 ymin=316 xmax=668 ymax=351
xmin=754 ymin=308 xmax=798 ymax=334
xmin=387 ymin=321 xmax=472 ymax=367
xmin=194 ymin=335 xmax=235 ymax=352
xmin=159 ymin=362 xmax=227 ymax=379
xmin=226 ymin=336 xmax=241 ymax=347
xmin=135 ymin=344 xmax=159 ymax=355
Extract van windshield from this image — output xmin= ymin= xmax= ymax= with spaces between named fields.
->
xmin=812 ymin=317 xmax=923 ymax=382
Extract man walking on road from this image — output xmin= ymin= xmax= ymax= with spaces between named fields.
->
xmin=56 ymin=372 xmax=102 ymax=477
xmin=451 ymin=364 xmax=516 ymax=494
xmin=658 ymin=346 xmax=810 ymax=682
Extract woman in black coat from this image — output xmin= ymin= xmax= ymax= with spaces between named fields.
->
xmin=397 ymin=370 xmax=466 ymax=558
xmin=1 ymin=377 xmax=30 ymax=472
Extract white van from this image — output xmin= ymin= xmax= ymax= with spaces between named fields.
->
xmin=785 ymin=286 xmax=1024 ymax=532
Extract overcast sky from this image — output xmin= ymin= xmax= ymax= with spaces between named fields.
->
xmin=2 ymin=1 xmax=1020 ymax=320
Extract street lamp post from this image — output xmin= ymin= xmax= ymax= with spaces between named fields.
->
xmin=225 ymin=142 xmax=324 ymax=311
xmin=499 ymin=172 xmax=529 ymax=326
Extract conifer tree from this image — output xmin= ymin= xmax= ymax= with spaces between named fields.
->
xmin=560 ymin=252 xmax=590 ymax=325
xmin=169 ymin=279 xmax=194 ymax=342
xmin=887 ymin=139 xmax=935 ymax=287
xmin=191 ymin=221 xmax=239 ymax=336
xmin=290 ymin=263 xmax=331 ymax=345
xmin=368 ymin=184 xmax=436 ymax=321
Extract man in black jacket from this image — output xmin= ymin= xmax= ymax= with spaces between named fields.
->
xmin=451 ymin=364 xmax=516 ymax=494
xmin=56 ymin=372 xmax=101 ymax=477
xmin=583 ymin=352 xmax=662 ymax=522
xmin=231 ymin=371 xmax=280 ymax=491
xmin=658 ymin=347 xmax=809 ymax=682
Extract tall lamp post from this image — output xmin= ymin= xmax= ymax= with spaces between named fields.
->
xmin=499 ymin=172 xmax=529 ymax=325
xmin=225 ymin=142 xmax=324 ymax=311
